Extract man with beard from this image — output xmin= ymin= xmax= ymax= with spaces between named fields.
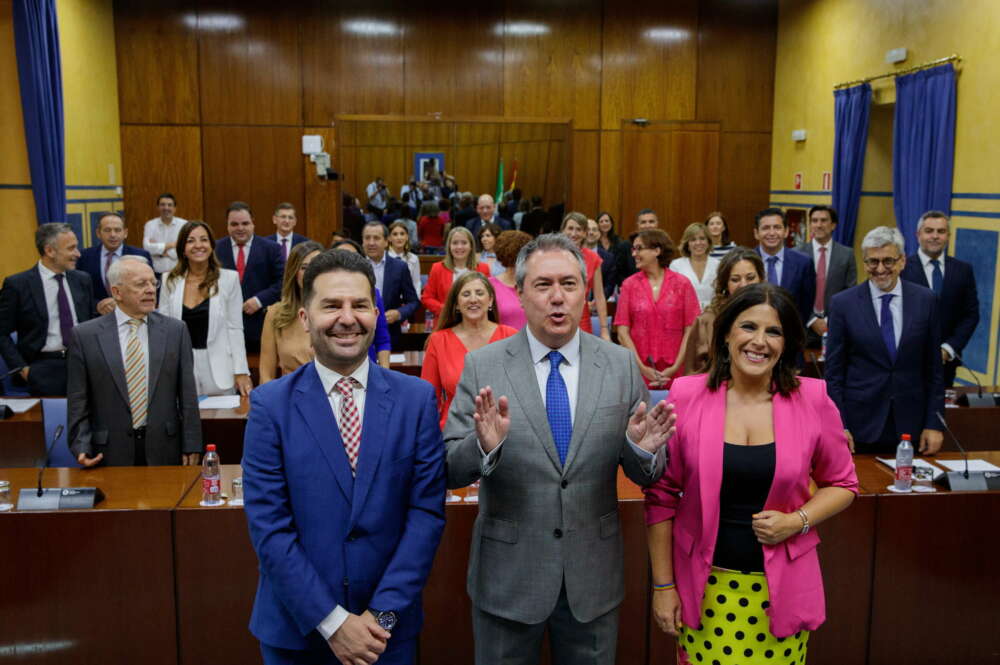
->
xmin=242 ymin=249 xmax=446 ymax=665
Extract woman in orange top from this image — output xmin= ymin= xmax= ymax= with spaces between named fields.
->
xmin=421 ymin=271 xmax=517 ymax=429
xmin=421 ymin=226 xmax=490 ymax=318
xmin=561 ymin=212 xmax=611 ymax=340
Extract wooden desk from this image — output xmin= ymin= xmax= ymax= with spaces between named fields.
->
xmin=0 ymin=466 xmax=199 ymax=665
xmin=0 ymin=399 xmax=44 ymax=467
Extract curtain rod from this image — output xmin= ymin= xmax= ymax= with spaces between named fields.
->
xmin=833 ymin=54 xmax=961 ymax=90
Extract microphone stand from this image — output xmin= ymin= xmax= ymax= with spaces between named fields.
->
xmin=17 ymin=424 xmax=105 ymax=510
xmin=934 ymin=412 xmax=990 ymax=491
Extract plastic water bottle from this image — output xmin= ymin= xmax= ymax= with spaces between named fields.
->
xmin=424 ymin=309 xmax=434 ymax=332
xmin=894 ymin=434 xmax=913 ymax=492
xmin=201 ymin=444 xmax=224 ymax=506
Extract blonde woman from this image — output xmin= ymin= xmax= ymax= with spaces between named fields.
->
xmin=670 ymin=222 xmax=720 ymax=309
xmin=420 ymin=226 xmax=490 ymax=317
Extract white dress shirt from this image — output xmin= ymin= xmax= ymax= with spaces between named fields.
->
xmin=231 ymin=235 xmax=253 ymax=266
xmin=368 ymin=252 xmax=387 ymax=293
xmin=869 ymin=278 xmax=903 ymax=349
xmin=101 ymin=245 xmax=124 ymax=292
xmin=114 ymin=307 xmax=150 ymax=393
xmin=143 ymin=217 xmax=187 ymax=273
xmin=668 ymin=256 xmax=718 ymax=309
xmin=275 ymin=232 xmax=294 ymax=259
xmin=811 ymin=238 xmax=833 ymax=279
xmin=37 ymin=261 xmax=79 ymax=352
xmin=916 ymin=249 xmax=955 ymax=359
xmin=312 ymin=357 xmax=370 ymax=640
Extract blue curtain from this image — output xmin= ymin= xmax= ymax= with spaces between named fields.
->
xmin=13 ymin=0 xmax=66 ymax=224
xmin=893 ymin=64 xmax=956 ymax=256
xmin=831 ymin=83 xmax=871 ymax=247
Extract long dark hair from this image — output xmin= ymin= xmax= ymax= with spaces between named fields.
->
xmin=704 ymin=211 xmax=731 ymax=246
xmin=706 ymin=248 xmax=765 ymax=314
xmin=168 ymin=221 xmax=221 ymax=297
xmin=436 ymin=272 xmax=499 ymax=331
xmin=707 ymin=282 xmax=804 ymax=397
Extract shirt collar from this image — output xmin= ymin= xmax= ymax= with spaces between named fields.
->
xmin=315 ymin=357 xmax=370 ymax=396
xmin=758 ymin=245 xmax=785 ymax=261
xmin=276 ymin=231 xmax=292 ymax=242
xmin=813 ymin=237 xmax=832 ymax=252
xmin=37 ymin=261 xmax=60 ymax=280
xmin=235 ymin=235 xmax=253 ymax=249
xmin=868 ymin=277 xmax=903 ymax=300
xmin=114 ymin=306 xmax=146 ymax=326
xmin=103 ymin=245 xmax=123 ymax=258
xmin=525 ymin=326 xmax=581 ymax=367
xmin=917 ymin=248 xmax=943 ymax=267
xmin=368 ymin=252 xmax=386 ymax=267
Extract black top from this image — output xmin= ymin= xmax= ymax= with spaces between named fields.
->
xmin=181 ymin=299 xmax=209 ymax=349
xmin=712 ymin=442 xmax=776 ymax=573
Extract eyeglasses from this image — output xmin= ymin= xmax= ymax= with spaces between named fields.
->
xmin=863 ymin=257 xmax=899 ymax=269
xmin=631 ymin=245 xmax=649 ymax=252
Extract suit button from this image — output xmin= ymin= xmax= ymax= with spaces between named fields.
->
xmin=561 ymin=480 xmax=568 ymax=489
xmin=553 ymin=528 xmax=563 ymax=538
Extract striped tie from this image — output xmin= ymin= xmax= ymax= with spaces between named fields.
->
xmin=125 ymin=318 xmax=148 ymax=428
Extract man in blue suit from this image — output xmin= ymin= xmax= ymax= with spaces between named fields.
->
xmin=243 ymin=249 xmax=445 ymax=665
xmin=77 ymin=213 xmax=152 ymax=315
xmin=466 ymin=194 xmax=513 ymax=236
xmin=215 ymin=202 xmax=284 ymax=353
xmin=900 ymin=211 xmax=980 ymax=386
xmin=826 ymin=226 xmax=944 ymax=456
xmin=269 ymin=203 xmax=310 ymax=262
xmin=361 ymin=222 xmax=419 ymax=349
xmin=754 ymin=207 xmax=816 ymax=326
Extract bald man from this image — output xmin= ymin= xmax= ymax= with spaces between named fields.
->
xmin=466 ymin=194 xmax=512 ymax=236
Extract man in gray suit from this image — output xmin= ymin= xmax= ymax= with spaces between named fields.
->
xmin=795 ymin=205 xmax=857 ymax=348
xmin=444 ymin=234 xmax=675 ymax=665
xmin=68 ymin=257 xmax=202 ymax=467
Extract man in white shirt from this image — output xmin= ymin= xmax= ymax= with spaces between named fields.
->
xmin=793 ymin=205 xmax=857 ymax=346
xmin=366 ymin=177 xmax=388 ymax=216
xmin=242 ymin=249 xmax=445 ymax=665
xmin=142 ymin=193 xmax=188 ymax=274
xmin=270 ymin=202 xmax=309 ymax=260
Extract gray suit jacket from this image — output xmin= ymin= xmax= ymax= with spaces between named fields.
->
xmin=67 ymin=311 xmax=202 ymax=466
xmin=444 ymin=329 xmax=664 ymax=624
xmin=794 ymin=240 xmax=857 ymax=314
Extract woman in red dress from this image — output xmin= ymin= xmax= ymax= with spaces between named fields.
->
xmin=560 ymin=212 xmax=611 ymax=341
xmin=421 ymin=226 xmax=490 ymax=318
xmin=420 ymin=272 xmax=517 ymax=429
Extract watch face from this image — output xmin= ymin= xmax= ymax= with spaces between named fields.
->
xmin=377 ymin=611 xmax=398 ymax=632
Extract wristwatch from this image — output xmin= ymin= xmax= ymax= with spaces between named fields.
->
xmin=368 ymin=608 xmax=398 ymax=632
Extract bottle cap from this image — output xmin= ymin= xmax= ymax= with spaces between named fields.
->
xmin=206 ymin=444 xmax=217 ymax=452
xmin=900 ymin=434 xmax=911 ymax=441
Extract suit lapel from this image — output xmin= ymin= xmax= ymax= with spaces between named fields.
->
xmin=351 ymin=364 xmax=392 ymax=524
xmin=146 ymin=313 xmax=167 ymax=399
xmin=97 ymin=314 xmax=130 ymax=405
xmin=698 ymin=384 xmax=726 ymax=551
xmin=563 ymin=333 xmax=601 ymax=473
xmin=906 ymin=255 xmax=930 ymax=288
xmin=294 ymin=364 xmax=353 ymax=503
xmin=28 ymin=266 xmax=48 ymax=326
xmin=503 ymin=332 xmax=562 ymax=472
xmin=858 ymin=282 xmax=891 ymax=366
xmin=896 ymin=282 xmax=917 ymax=359
xmin=69 ymin=272 xmax=90 ymax=320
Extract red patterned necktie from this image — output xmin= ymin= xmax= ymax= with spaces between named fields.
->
xmin=236 ymin=244 xmax=246 ymax=282
xmin=335 ymin=377 xmax=362 ymax=474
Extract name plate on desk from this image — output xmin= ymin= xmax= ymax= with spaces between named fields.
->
xmin=935 ymin=471 xmax=1000 ymax=492
xmin=16 ymin=487 xmax=105 ymax=510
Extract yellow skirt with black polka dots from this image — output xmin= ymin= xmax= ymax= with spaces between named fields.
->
xmin=677 ymin=567 xmax=809 ymax=665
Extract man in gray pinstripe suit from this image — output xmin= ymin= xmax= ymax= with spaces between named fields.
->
xmin=445 ymin=234 xmax=674 ymax=665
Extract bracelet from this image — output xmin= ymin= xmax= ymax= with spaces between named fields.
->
xmin=652 ymin=582 xmax=676 ymax=591
xmin=797 ymin=508 xmax=810 ymax=535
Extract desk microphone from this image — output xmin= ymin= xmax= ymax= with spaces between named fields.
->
xmin=934 ymin=411 xmax=993 ymax=491
xmin=17 ymin=424 xmax=105 ymax=510
xmin=37 ymin=424 xmax=64 ymax=496
xmin=935 ymin=412 xmax=968 ymax=480
xmin=952 ymin=353 xmax=996 ymax=407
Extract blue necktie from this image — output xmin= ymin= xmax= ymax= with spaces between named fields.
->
xmin=879 ymin=294 xmax=897 ymax=364
xmin=930 ymin=259 xmax=943 ymax=296
xmin=766 ymin=256 xmax=778 ymax=285
xmin=545 ymin=351 xmax=572 ymax=466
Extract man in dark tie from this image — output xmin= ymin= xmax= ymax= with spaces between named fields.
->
xmin=900 ymin=211 xmax=980 ymax=386
xmin=793 ymin=205 xmax=857 ymax=348
xmin=361 ymin=222 xmax=419 ymax=349
xmin=826 ymin=226 xmax=943 ymax=455
xmin=214 ymin=202 xmax=284 ymax=353
xmin=270 ymin=202 xmax=309 ymax=261
xmin=77 ymin=212 xmax=153 ymax=315
xmin=0 ymin=223 xmax=95 ymax=396
xmin=754 ymin=207 xmax=816 ymax=326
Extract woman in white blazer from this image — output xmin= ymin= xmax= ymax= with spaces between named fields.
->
xmin=158 ymin=220 xmax=251 ymax=397
xmin=669 ymin=222 xmax=720 ymax=310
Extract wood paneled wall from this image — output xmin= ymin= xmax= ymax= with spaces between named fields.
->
xmin=114 ymin=0 xmax=776 ymax=245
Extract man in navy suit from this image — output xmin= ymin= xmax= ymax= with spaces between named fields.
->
xmin=215 ymin=202 xmax=284 ymax=353
xmin=900 ymin=211 xmax=980 ymax=386
xmin=826 ymin=226 xmax=944 ymax=456
xmin=0 ymin=223 xmax=95 ymax=396
xmin=242 ymin=249 xmax=445 ymax=665
xmin=466 ymin=194 xmax=513 ymax=236
xmin=77 ymin=213 xmax=153 ymax=315
xmin=754 ymin=207 xmax=816 ymax=326
xmin=361 ymin=221 xmax=419 ymax=349
xmin=270 ymin=202 xmax=309 ymax=262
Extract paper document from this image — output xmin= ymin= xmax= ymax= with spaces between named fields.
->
xmin=937 ymin=459 xmax=1000 ymax=473
xmin=198 ymin=395 xmax=242 ymax=410
xmin=390 ymin=353 xmax=406 ymax=363
xmin=876 ymin=457 xmax=943 ymax=475
xmin=0 ymin=398 xmax=40 ymax=413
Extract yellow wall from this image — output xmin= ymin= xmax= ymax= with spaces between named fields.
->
xmin=770 ymin=0 xmax=1000 ymax=386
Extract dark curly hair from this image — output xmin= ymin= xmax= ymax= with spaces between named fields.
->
xmin=493 ymin=230 xmax=533 ymax=268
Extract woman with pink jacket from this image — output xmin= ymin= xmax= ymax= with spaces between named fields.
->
xmin=644 ymin=282 xmax=857 ymax=665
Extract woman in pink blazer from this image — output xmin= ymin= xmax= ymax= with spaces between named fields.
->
xmin=644 ymin=282 xmax=857 ymax=665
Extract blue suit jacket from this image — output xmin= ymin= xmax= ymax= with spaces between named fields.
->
xmin=380 ymin=255 xmax=420 ymax=347
xmin=466 ymin=215 xmax=513 ymax=235
xmin=757 ymin=246 xmax=817 ymax=325
xmin=216 ymin=235 xmax=284 ymax=344
xmin=900 ymin=254 xmax=979 ymax=356
xmin=242 ymin=361 xmax=446 ymax=651
xmin=77 ymin=244 xmax=153 ymax=301
xmin=269 ymin=233 xmax=310 ymax=257
xmin=825 ymin=280 xmax=944 ymax=442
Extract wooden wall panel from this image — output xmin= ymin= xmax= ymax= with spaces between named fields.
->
xmin=201 ymin=126 xmax=305 ymax=238
xmin=302 ymin=1 xmax=405 ymax=125
xmin=544 ymin=138 xmax=568 ymax=211
xmin=120 ymin=125 xmax=203 ymax=241
xmin=502 ymin=0 xmax=602 ymax=130
xmin=402 ymin=3 xmax=504 ymax=117
xmin=499 ymin=140 xmax=549 ymax=205
xmin=696 ymin=0 xmax=778 ymax=132
xmin=598 ymin=130 xmax=623 ymax=227
xmin=114 ymin=1 xmax=199 ymax=124
xmin=197 ymin=1 xmax=301 ymax=125
xmin=570 ymin=131 xmax=600 ymax=217
xmin=453 ymin=144 xmax=500 ymax=199
xmin=600 ymin=0 xmax=700 ymax=130
xmin=716 ymin=131 xmax=772 ymax=246
xmin=354 ymin=146 xmax=408 ymax=209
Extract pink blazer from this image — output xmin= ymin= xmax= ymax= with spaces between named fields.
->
xmin=644 ymin=375 xmax=858 ymax=637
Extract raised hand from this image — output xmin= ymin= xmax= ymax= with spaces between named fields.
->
xmin=473 ymin=386 xmax=510 ymax=454
xmin=627 ymin=400 xmax=676 ymax=454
